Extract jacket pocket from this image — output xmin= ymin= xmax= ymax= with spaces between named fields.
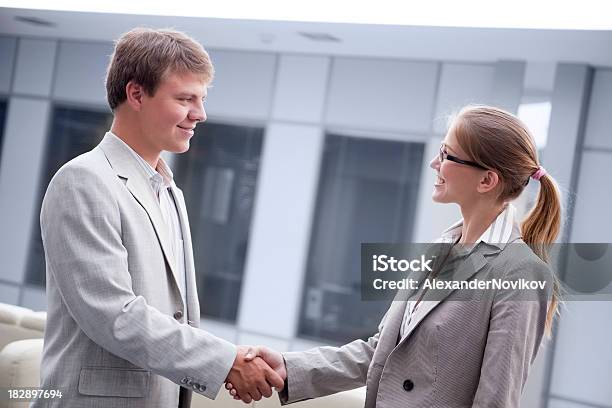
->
xmin=78 ymin=367 xmax=150 ymax=397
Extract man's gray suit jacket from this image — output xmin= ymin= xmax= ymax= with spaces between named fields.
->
xmin=34 ymin=133 xmax=236 ymax=407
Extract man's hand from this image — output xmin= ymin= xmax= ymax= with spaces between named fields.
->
xmin=225 ymin=345 xmax=285 ymax=403
xmin=225 ymin=345 xmax=287 ymax=401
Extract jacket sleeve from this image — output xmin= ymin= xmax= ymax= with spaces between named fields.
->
xmin=472 ymin=258 xmax=552 ymax=407
xmin=40 ymin=164 xmax=236 ymax=399
xmin=279 ymin=311 xmax=388 ymax=405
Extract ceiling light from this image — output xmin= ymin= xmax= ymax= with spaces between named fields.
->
xmin=298 ymin=32 xmax=341 ymax=42
xmin=14 ymin=15 xmax=56 ymax=27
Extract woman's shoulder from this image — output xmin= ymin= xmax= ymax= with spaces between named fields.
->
xmin=490 ymin=239 xmax=553 ymax=281
xmin=479 ymin=240 xmax=554 ymax=303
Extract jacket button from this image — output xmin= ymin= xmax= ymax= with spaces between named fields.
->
xmin=174 ymin=310 xmax=183 ymax=320
xmin=199 ymin=385 xmax=207 ymax=392
xmin=180 ymin=377 xmax=188 ymax=384
xmin=403 ymin=379 xmax=414 ymax=392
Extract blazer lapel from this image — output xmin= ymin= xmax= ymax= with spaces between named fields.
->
xmin=126 ymin=177 xmax=178 ymax=279
xmin=397 ymin=246 xmax=494 ymax=347
xmin=370 ymin=274 xmax=424 ymax=366
xmin=170 ymin=186 xmax=200 ymax=326
xmin=373 ymin=241 xmax=454 ymax=358
xmin=371 ymin=299 xmax=406 ymax=367
xmin=98 ymin=134 xmax=178 ymax=285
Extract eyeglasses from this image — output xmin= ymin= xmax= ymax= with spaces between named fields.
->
xmin=439 ymin=144 xmax=488 ymax=170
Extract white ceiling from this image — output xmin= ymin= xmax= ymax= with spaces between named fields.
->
xmin=1 ymin=7 xmax=611 ymax=66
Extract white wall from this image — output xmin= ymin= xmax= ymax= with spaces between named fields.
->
xmin=0 ymin=37 xmax=16 ymax=93
xmin=206 ymin=50 xmax=277 ymax=120
xmin=53 ymin=41 xmax=113 ymax=105
xmin=238 ymin=123 xmax=324 ymax=339
xmin=0 ymin=98 xmax=51 ymax=285
xmin=546 ymin=67 xmax=612 ymax=408
xmin=325 ymin=58 xmax=438 ymax=133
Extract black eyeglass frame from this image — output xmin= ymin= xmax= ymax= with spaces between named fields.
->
xmin=439 ymin=144 xmax=488 ymax=170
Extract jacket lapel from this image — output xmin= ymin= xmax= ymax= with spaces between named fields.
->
xmin=170 ymin=186 xmax=200 ymax=327
xmin=98 ymin=134 xmax=179 ymax=286
xmin=370 ymin=278 xmax=421 ymax=367
xmin=375 ymin=301 xmax=406 ymax=358
xmin=372 ymin=241 xmax=455 ymax=363
xmin=396 ymin=245 xmax=494 ymax=347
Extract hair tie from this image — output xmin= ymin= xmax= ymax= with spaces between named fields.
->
xmin=531 ymin=166 xmax=547 ymax=181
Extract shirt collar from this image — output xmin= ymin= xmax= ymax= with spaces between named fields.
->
xmin=107 ymin=131 xmax=174 ymax=190
xmin=155 ymin=156 xmax=175 ymax=189
xmin=439 ymin=203 xmax=517 ymax=248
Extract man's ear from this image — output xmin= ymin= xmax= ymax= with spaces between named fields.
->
xmin=125 ymin=80 xmax=145 ymax=111
xmin=477 ymin=170 xmax=500 ymax=194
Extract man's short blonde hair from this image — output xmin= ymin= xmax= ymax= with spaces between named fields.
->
xmin=105 ymin=27 xmax=214 ymax=111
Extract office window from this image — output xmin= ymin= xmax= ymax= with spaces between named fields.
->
xmin=518 ymin=100 xmax=551 ymax=150
xmin=515 ymin=98 xmax=552 ymax=216
xmin=0 ymin=99 xmax=7 ymax=162
xmin=26 ymin=106 xmax=112 ymax=286
xmin=299 ymin=134 xmax=424 ymax=343
xmin=174 ymin=122 xmax=264 ymax=322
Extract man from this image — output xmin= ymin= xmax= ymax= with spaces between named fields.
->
xmin=35 ymin=28 xmax=283 ymax=407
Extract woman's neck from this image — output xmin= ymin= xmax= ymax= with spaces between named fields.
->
xmin=458 ymin=201 xmax=506 ymax=244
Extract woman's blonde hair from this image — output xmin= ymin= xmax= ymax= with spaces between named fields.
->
xmin=451 ymin=105 xmax=562 ymax=335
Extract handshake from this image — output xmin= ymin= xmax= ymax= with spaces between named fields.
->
xmin=225 ymin=345 xmax=286 ymax=403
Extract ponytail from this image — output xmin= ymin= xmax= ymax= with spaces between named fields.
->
xmin=522 ymin=173 xmax=562 ymax=336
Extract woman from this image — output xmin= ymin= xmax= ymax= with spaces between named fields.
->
xmin=227 ymin=105 xmax=562 ymax=407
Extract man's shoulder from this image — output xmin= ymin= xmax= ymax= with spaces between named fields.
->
xmin=52 ymin=146 xmax=112 ymax=183
xmin=45 ymin=146 xmax=119 ymax=202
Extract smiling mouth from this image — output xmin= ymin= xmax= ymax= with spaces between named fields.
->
xmin=177 ymin=125 xmax=195 ymax=131
xmin=434 ymin=175 xmax=446 ymax=186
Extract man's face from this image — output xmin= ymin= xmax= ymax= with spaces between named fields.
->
xmin=139 ymin=70 xmax=208 ymax=154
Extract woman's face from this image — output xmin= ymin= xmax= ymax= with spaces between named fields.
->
xmin=429 ymin=128 xmax=488 ymax=206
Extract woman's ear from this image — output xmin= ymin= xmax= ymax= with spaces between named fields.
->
xmin=125 ymin=80 xmax=144 ymax=111
xmin=477 ymin=170 xmax=500 ymax=193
